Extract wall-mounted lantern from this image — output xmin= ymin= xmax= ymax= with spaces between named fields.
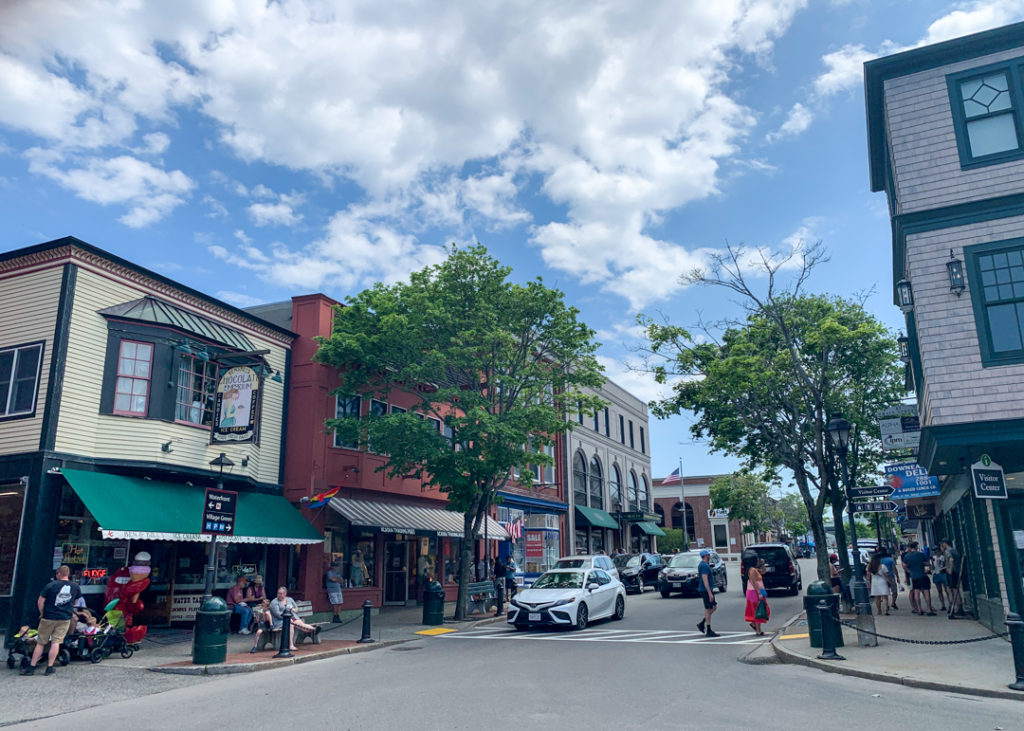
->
xmin=946 ymin=249 xmax=966 ymax=297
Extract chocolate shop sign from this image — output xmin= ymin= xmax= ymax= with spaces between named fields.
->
xmin=211 ymin=366 xmax=259 ymax=444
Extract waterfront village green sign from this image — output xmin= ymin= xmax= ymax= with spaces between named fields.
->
xmin=971 ymin=454 xmax=1007 ymax=500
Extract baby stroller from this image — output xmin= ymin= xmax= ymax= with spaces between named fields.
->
xmin=6 ymin=626 xmax=73 ymax=669
xmin=86 ymin=609 xmax=140 ymax=663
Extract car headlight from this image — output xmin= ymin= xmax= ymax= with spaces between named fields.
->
xmin=510 ymin=599 xmax=525 ymax=609
xmin=659 ymin=569 xmax=667 ymax=577
xmin=550 ymin=598 xmax=574 ymax=608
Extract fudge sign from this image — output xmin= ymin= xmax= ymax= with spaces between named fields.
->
xmin=202 ymin=487 xmax=237 ymax=536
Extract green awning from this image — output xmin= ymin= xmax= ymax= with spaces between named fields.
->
xmin=61 ymin=468 xmax=322 ymax=545
xmin=575 ymin=505 xmax=620 ymax=530
xmin=634 ymin=521 xmax=666 ymax=537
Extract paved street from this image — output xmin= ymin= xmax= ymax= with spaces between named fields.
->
xmin=7 ymin=560 xmax=1024 ymax=730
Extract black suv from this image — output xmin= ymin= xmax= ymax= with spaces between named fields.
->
xmin=613 ymin=553 xmax=663 ymax=594
xmin=743 ymin=543 xmax=802 ymax=596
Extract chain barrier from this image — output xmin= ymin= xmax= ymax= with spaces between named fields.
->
xmin=835 ymin=617 xmax=1008 ymax=645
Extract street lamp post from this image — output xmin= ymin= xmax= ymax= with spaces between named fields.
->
xmin=204 ymin=452 xmax=234 ymax=602
xmin=826 ymin=413 xmax=877 ymax=648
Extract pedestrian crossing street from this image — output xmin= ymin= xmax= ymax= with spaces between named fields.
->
xmin=440 ymin=627 xmax=768 ymax=645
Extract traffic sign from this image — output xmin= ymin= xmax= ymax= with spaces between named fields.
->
xmin=202 ymin=487 xmax=238 ymax=536
xmin=847 ymin=485 xmax=894 ymax=500
xmin=853 ymin=501 xmax=897 ymax=513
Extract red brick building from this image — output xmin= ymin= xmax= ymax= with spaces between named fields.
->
xmin=652 ymin=474 xmax=751 ymax=561
xmin=252 ymin=294 xmax=507 ymax=613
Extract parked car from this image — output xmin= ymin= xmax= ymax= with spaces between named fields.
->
xmin=507 ymin=568 xmax=626 ymax=630
xmin=744 ymin=543 xmax=802 ymax=595
xmin=613 ymin=553 xmax=663 ymax=594
xmin=553 ymin=555 xmax=619 ymax=582
xmin=658 ymin=551 xmax=727 ymax=597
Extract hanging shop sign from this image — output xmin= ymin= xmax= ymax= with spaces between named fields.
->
xmin=971 ymin=454 xmax=1007 ymax=500
xmin=906 ymin=503 xmax=937 ymax=519
xmin=884 ymin=462 xmax=940 ymax=499
xmin=877 ymin=404 xmax=920 ymax=451
xmin=707 ymin=508 xmax=730 ymax=519
xmin=211 ymin=366 xmax=260 ymax=444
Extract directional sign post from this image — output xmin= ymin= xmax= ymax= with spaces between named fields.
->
xmin=202 ymin=487 xmax=238 ymax=537
xmin=852 ymin=501 xmax=897 ymax=514
xmin=847 ymin=486 xmax=894 ymax=501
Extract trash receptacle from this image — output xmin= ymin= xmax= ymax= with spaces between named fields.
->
xmin=804 ymin=580 xmax=843 ymax=649
xmin=422 ymin=580 xmax=445 ymax=625
xmin=192 ymin=596 xmax=230 ymax=665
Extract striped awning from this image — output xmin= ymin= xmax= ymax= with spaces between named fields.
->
xmin=329 ymin=498 xmax=509 ymax=540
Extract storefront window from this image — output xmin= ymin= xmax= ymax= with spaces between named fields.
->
xmin=348 ymin=528 xmax=376 ymax=587
xmin=54 ymin=487 xmax=130 ymax=593
xmin=526 ymin=529 xmax=560 ymax=574
xmin=574 ymin=529 xmax=588 ymax=555
xmin=444 ymin=538 xmax=462 ymax=584
xmin=0 ymin=481 xmax=27 ymax=594
xmin=573 ymin=452 xmax=587 ymax=505
xmin=414 ymin=536 xmax=437 ymax=600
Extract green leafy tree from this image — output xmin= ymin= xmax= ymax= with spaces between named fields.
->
xmin=777 ymin=493 xmax=808 ymax=540
xmin=708 ymin=473 xmax=774 ymax=536
xmin=316 ymin=245 xmax=605 ymax=618
xmin=657 ymin=528 xmax=688 ymax=553
xmin=642 ymin=244 xmax=904 ymax=582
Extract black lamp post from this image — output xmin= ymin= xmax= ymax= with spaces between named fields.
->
xmin=826 ymin=413 xmax=876 ymax=647
xmin=204 ymin=452 xmax=234 ymax=602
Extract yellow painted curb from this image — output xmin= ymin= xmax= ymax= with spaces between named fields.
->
xmin=415 ymin=627 xmax=457 ymax=636
xmin=779 ymin=633 xmax=810 ymax=640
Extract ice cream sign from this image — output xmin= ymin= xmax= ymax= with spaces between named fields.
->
xmin=211 ymin=366 xmax=259 ymax=444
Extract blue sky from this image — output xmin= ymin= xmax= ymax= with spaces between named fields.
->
xmin=2 ymin=0 xmax=1022 ymax=481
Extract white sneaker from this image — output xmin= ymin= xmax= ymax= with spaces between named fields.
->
xmin=239 ymin=628 xmax=251 ymax=635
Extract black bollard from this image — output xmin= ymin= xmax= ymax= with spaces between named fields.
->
xmin=816 ymin=599 xmax=846 ymax=661
xmin=358 ymin=599 xmax=375 ymax=644
xmin=274 ymin=609 xmax=293 ymax=658
xmin=494 ymin=578 xmax=503 ymax=615
xmin=1006 ymin=612 xmax=1024 ymax=691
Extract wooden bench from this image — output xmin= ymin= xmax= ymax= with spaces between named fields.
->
xmin=466 ymin=581 xmax=498 ymax=615
xmin=254 ymin=600 xmax=322 ymax=651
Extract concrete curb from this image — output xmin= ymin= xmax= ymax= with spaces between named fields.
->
xmin=770 ymin=620 xmax=1024 ymax=702
xmin=149 ymin=639 xmax=409 ymax=676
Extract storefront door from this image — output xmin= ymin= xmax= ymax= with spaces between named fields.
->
xmin=384 ymin=540 xmax=409 ymax=605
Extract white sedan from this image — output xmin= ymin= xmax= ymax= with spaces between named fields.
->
xmin=507 ymin=568 xmax=626 ymax=631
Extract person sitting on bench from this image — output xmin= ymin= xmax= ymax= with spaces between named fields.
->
xmin=269 ymin=587 xmax=319 ymax=651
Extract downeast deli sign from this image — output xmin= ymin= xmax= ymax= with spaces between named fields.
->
xmin=211 ymin=366 xmax=260 ymax=444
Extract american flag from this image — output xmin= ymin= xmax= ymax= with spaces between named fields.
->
xmin=506 ymin=518 xmax=523 ymax=540
xmin=662 ymin=467 xmax=681 ymax=485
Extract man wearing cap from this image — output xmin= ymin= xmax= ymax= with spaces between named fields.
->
xmin=696 ymin=549 xmax=718 ymax=638
xmin=227 ymin=575 xmax=253 ymax=634
xmin=325 ymin=559 xmax=344 ymax=623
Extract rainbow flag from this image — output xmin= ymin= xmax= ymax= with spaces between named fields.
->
xmin=303 ymin=486 xmax=340 ymax=509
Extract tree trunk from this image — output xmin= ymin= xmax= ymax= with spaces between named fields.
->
xmin=793 ymin=471 xmax=829 ymax=582
xmin=454 ymin=498 xmax=486 ymax=621
xmin=830 ymin=489 xmax=851 ymax=583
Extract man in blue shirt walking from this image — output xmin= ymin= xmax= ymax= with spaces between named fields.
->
xmin=696 ymin=550 xmax=719 ymax=638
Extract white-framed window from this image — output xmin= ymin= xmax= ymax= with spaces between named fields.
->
xmin=531 ymin=442 xmax=556 ymax=484
xmin=333 ymin=395 xmax=361 ymax=448
xmin=0 ymin=342 xmax=43 ymax=419
xmin=113 ymin=340 xmax=152 ymax=416
xmin=175 ymin=354 xmax=218 ymax=426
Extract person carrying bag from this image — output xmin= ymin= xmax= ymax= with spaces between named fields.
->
xmin=745 ymin=560 xmax=770 ymax=636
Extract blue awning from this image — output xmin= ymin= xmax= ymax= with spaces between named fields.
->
xmin=497 ymin=491 xmax=568 ymax=511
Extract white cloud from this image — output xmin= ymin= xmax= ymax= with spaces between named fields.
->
xmin=596 ymin=354 xmax=671 ymax=404
xmin=247 ymin=201 xmax=302 ymax=227
xmin=2 ymin=1 xmax=820 ymax=303
xmin=766 ymin=102 xmax=814 ymax=142
xmin=202 ymin=195 xmax=228 ymax=218
xmin=216 ymin=290 xmax=265 ymax=308
xmin=25 ymin=148 xmax=194 ymax=227
xmin=139 ymin=132 xmax=170 ymax=155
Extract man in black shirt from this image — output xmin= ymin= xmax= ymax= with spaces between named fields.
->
xmin=21 ymin=565 xmax=81 ymax=676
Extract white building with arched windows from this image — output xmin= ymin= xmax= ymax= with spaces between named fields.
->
xmin=565 ymin=378 xmax=656 ymax=555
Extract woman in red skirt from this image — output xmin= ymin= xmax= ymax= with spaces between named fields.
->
xmin=745 ymin=559 xmax=770 ymax=635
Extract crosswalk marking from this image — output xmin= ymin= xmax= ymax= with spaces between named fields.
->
xmin=440 ymin=627 xmax=767 ymax=645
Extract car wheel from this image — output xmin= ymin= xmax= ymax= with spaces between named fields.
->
xmin=575 ymin=603 xmax=589 ymax=631
xmin=613 ymin=595 xmax=625 ymax=621
xmin=719 ymin=578 xmax=727 ymax=593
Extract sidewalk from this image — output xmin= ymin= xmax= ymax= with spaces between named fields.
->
xmin=772 ymin=608 xmax=1024 ymax=701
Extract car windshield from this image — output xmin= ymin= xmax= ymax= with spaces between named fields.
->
xmin=667 ymin=554 xmax=701 ymax=569
xmin=554 ymin=559 xmax=586 ymax=569
xmin=613 ymin=555 xmax=640 ymax=569
xmin=532 ymin=571 xmax=584 ymax=589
